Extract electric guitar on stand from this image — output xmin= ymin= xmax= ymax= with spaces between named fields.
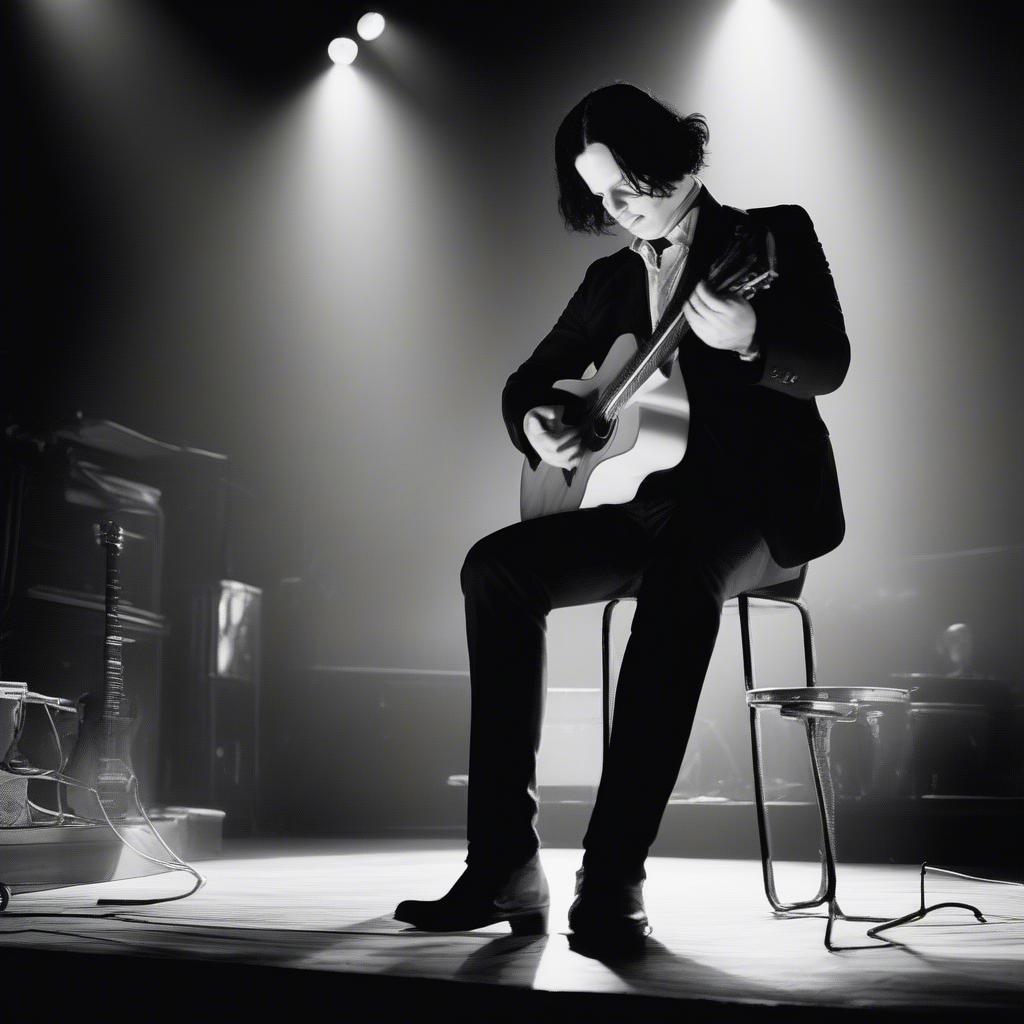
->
xmin=520 ymin=222 xmax=778 ymax=521
xmin=66 ymin=520 xmax=139 ymax=821
xmin=0 ymin=521 xmax=205 ymax=912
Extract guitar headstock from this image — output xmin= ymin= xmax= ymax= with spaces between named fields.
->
xmin=707 ymin=223 xmax=778 ymax=301
xmin=94 ymin=520 xmax=125 ymax=553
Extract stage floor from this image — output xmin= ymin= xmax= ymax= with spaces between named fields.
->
xmin=0 ymin=839 xmax=1021 ymax=1019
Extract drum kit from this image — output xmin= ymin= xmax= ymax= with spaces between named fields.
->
xmin=821 ymin=672 xmax=1021 ymax=802
xmin=684 ymin=669 xmax=1021 ymax=805
xmin=891 ymin=672 xmax=1020 ymax=799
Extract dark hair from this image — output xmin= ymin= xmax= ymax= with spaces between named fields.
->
xmin=555 ymin=83 xmax=710 ymax=234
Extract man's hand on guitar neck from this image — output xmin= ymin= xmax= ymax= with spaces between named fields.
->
xmin=683 ymin=279 xmax=759 ymax=358
xmin=524 ymin=405 xmax=584 ymax=471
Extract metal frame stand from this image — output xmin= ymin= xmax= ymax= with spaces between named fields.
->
xmin=772 ymin=704 xmax=898 ymax=949
xmin=740 ymin=592 xmax=888 ymax=949
xmin=867 ymin=864 xmax=1023 ymax=940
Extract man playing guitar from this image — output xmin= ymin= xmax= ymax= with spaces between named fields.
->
xmin=396 ymin=82 xmax=849 ymax=949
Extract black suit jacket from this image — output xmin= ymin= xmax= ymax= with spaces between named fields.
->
xmin=501 ymin=186 xmax=850 ymax=569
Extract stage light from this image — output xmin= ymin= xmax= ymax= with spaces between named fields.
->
xmin=328 ymin=37 xmax=358 ymax=65
xmin=357 ymin=12 xmax=386 ymax=41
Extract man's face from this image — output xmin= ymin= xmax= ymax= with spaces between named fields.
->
xmin=574 ymin=142 xmax=693 ymax=240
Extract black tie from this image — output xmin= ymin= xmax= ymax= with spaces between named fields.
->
xmin=650 ymin=236 xmax=672 ymax=267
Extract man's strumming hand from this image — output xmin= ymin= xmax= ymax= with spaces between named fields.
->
xmin=524 ymin=405 xmax=584 ymax=470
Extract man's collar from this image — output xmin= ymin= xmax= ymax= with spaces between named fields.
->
xmin=629 ymin=176 xmax=703 ymax=260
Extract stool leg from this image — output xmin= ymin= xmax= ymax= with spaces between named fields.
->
xmin=741 ymin=595 xmax=777 ymax=904
xmin=601 ymin=600 xmax=620 ymax=761
xmin=739 ymin=594 xmax=755 ymax=692
xmin=744 ymin=595 xmax=828 ymax=914
xmin=740 ymin=593 xmax=817 ymax=688
xmin=749 ymin=706 xmax=829 ymax=914
xmin=804 ymin=717 xmax=841 ymax=949
xmin=794 ymin=599 xmax=817 ymax=687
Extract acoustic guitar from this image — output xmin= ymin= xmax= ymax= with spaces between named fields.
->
xmin=66 ymin=520 xmax=139 ymax=821
xmin=520 ymin=223 xmax=778 ymax=521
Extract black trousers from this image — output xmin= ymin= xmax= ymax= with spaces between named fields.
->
xmin=460 ymin=443 xmax=797 ymax=877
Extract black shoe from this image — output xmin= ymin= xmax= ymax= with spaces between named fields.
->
xmin=394 ymin=853 xmax=550 ymax=934
xmin=567 ymin=865 xmax=651 ymax=952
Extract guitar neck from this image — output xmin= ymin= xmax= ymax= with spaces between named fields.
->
xmin=596 ymin=304 xmax=694 ymax=424
xmin=101 ymin=530 xmax=125 ymax=724
xmin=593 ymin=240 xmax=774 ymax=426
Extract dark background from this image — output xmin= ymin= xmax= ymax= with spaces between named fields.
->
xmin=4 ymin=1 xmax=1022 ymax=806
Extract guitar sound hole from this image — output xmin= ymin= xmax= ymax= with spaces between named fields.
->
xmin=586 ymin=419 xmax=614 ymax=454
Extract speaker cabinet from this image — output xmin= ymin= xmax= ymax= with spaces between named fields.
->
xmin=162 ymin=581 xmax=261 ymax=834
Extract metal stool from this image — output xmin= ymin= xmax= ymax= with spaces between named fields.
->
xmin=745 ymin=686 xmax=910 ymax=948
xmin=601 ymin=565 xmax=814 ymax=757
xmin=601 ymin=568 xmax=815 ymax=900
xmin=602 ymin=569 xmax=907 ymax=948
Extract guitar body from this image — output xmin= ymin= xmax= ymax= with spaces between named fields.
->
xmin=518 ymin=222 xmax=778 ymax=522
xmin=65 ymin=692 xmax=139 ymax=820
xmin=520 ymin=331 xmax=690 ymax=521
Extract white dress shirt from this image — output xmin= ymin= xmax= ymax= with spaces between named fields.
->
xmin=629 ymin=178 xmax=701 ymax=334
xmin=628 ymin=177 xmax=760 ymax=363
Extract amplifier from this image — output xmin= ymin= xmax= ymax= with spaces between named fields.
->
xmin=18 ymin=453 xmax=164 ymax=612
xmin=262 ymin=667 xmax=470 ymax=834
xmin=161 ymin=581 xmax=261 ymax=835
